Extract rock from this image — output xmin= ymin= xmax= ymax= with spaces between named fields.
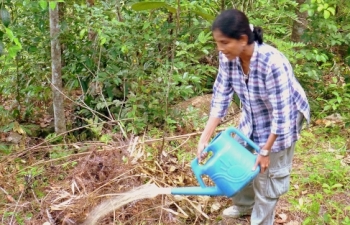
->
xmin=5 ymin=132 xmax=22 ymax=144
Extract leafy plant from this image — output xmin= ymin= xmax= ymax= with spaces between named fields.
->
xmin=131 ymin=1 xmax=215 ymax=21
xmin=300 ymin=0 xmax=336 ymax=19
xmin=315 ymin=76 xmax=350 ymax=117
xmin=288 ymin=125 xmax=350 ymax=224
xmin=61 ymin=0 xmax=218 ymax=135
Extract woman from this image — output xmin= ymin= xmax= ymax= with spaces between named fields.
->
xmin=197 ymin=9 xmax=310 ymax=224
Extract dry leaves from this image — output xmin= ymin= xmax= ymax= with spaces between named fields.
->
xmin=314 ymin=113 xmax=345 ymax=127
xmin=6 ymin=194 xmax=15 ymax=203
xmin=276 ymin=213 xmax=288 ymax=223
xmin=341 ymin=155 xmax=350 ymax=166
xmin=39 ymin=115 xmax=54 ymax=128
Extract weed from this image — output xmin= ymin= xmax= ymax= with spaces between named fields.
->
xmin=0 ymin=143 xmax=12 ymax=155
xmin=289 ymin=126 xmax=350 ymax=224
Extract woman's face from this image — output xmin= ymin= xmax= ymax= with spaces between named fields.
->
xmin=213 ymin=29 xmax=247 ymax=60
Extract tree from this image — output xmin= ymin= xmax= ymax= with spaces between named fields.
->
xmin=291 ymin=0 xmax=308 ymax=42
xmin=49 ymin=3 xmax=66 ymax=134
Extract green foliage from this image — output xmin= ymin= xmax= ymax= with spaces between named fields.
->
xmin=0 ymin=142 xmax=11 ymax=154
xmin=131 ymin=2 xmax=176 ymax=13
xmin=300 ymin=0 xmax=336 ymax=19
xmin=300 ymin=1 xmax=350 ymax=58
xmin=288 ymin=128 xmax=350 ymax=224
xmin=0 ymin=0 xmax=51 ymax=124
xmin=0 ymin=106 xmax=12 ymax=127
xmin=19 ymin=165 xmax=44 ymax=178
xmin=316 ymin=77 xmax=350 ymax=116
xmin=131 ymin=1 xmax=215 ymax=21
xmin=264 ymin=34 xmax=306 ymax=64
xmin=38 ymin=0 xmax=65 ymax=10
xmin=0 ymin=0 xmax=349 ymax=137
xmin=45 ymin=132 xmax=64 ymax=143
xmin=0 ymin=7 xmax=11 ymax=27
xmin=49 ymin=147 xmax=73 ymax=159
xmin=62 ymin=0 xmax=216 ymax=134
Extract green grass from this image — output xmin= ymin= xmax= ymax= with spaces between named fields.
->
xmin=287 ymin=126 xmax=350 ymax=224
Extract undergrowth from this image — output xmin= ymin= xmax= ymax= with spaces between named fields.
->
xmin=0 ymin=118 xmax=350 ymax=224
xmin=286 ymin=125 xmax=350 ymax=225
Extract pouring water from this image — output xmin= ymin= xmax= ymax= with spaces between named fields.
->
xmin=83 ymin=184 xmax=171 ymax=225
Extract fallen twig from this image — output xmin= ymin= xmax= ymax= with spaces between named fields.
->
xmin=0 ymin=186 xmax=9 ymax=195
xmin=12 ymin=130 xmax=211 ymax=176
xmin=9 ymin=189 xmax=24 ymax=225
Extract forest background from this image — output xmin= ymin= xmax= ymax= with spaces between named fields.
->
xmin=0 ymin=0 xmax=350 ymax=224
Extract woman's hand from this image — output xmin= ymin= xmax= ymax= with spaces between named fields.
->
xmin=252 ymin=134 xmax=277 ymax=173
xmin=197 ymin=142 xmax=208 ymax=162
xmin=252 ymin=154 xmax=270 ymax=173
xmin=196 ymin=117 xmax=221 ymax=162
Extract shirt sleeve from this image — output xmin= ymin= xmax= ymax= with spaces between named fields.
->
xmin=266 ymin=57 xmax=293 ymax=135
xmin=210 ymin=53 xmax=234 ymax=118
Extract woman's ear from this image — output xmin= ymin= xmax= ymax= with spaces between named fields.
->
xmin=239 ymin=35 xmax=249 ymax=46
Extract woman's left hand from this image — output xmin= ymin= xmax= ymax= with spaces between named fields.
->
xmin=252 ymin=154 xmax=270 ymax=173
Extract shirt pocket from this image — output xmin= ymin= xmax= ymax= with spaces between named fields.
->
xmin=265 ymin=166 xmax=291 ymax=198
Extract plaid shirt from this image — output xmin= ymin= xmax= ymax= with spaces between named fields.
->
xmin=210 ymin=42 xmax=310 ymax=152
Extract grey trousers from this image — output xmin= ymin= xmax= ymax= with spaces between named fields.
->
xmin=232 ymin=113 xmax=304 ymax=225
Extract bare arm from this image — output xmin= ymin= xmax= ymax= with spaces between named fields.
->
xmin=262 ymin=133 xmax=278 ymax=151
xmin=197 ymin=116 xmax=222 ymax=160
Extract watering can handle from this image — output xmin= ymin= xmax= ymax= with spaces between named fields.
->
xmin=226 ymin=127 xmax=261 ymax=153
xmin=191 ymin=131 xmax=223 ymax=188
xmin=191 ymin=158 xmax=207 ymax=188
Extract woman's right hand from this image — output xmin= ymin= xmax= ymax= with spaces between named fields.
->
xmin=197 ymin=142 xmax=208 ymax=162
xmin=196 ymin=117 xmax=221 ymax=162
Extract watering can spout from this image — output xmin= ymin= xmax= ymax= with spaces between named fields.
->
xmin=170 ymin=186 xmax=225 ymax=196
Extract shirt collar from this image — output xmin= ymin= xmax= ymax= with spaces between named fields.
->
xmin=250 ymin=42 xmax=259 ymax=64
xmin=235 ymin=42 xmax=259 ymax=70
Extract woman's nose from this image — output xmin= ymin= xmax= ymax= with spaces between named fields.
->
xmin=216 ymin=43 xmax=224 ymax=52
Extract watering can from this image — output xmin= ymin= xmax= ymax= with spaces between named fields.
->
xmin=170 ymin=127 xmax=261 ymax=197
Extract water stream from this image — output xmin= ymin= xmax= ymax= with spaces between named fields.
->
xmin=83 ymin=184 xmax=171 ymax=225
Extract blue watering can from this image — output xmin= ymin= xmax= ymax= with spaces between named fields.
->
xmin=170 ymin=127 xmax=261 ymax=197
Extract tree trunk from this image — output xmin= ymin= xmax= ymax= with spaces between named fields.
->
xmin=221 ymin=0 xmax=225 ymax=11
xmin=116 ymin=0 xmax=123 ymax=22
xmin=59 ymin=2 xmax=66 ymax=67
xmin=87 ymin=0 xmax=97 ymax=41
xmin=49 ymin=4 xmax=66 ymax=134
xmin=291 ymin=0 xmax=308 ymax=42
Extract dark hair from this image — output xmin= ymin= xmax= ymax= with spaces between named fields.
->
xmin=212 ymin=9 xmax=263 ymax=44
